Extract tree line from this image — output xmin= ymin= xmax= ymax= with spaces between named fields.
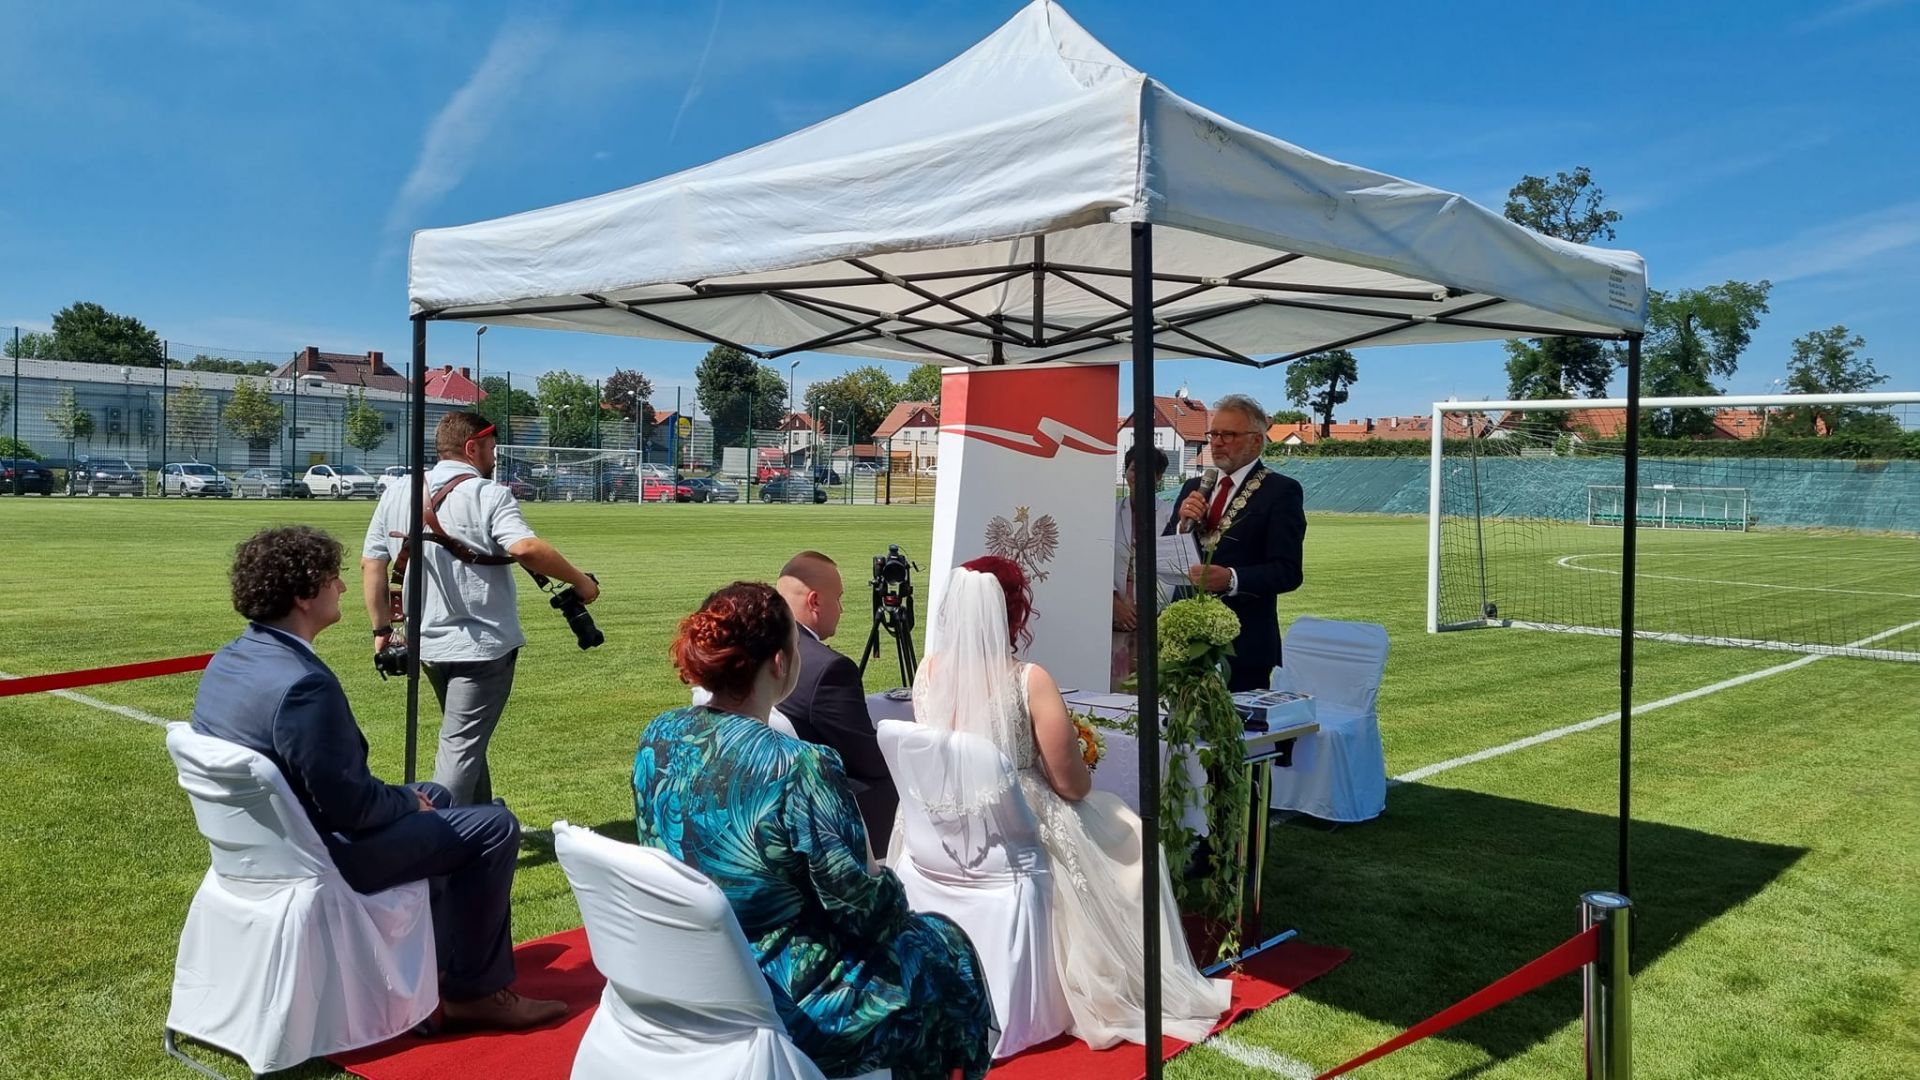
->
xmin=1277 ymin=166 xmax=1893 ymax=440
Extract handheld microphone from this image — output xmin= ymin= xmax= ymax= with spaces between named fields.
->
xmin=1179 ymin=467 xmax=1220 ymax=533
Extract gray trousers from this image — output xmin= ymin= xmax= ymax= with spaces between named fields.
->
xmin=425 ymin=649 xmax=519 ymax=806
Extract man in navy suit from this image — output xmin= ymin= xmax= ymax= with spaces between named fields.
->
xmin=1164 ymin=394 xmax=1307 ymax=692
xmin=774 ymin=551 xmax=898 ymax=855
xmin=190 ymin=526 xmax=566 ymax=1031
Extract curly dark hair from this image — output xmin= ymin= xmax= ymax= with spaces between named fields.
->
xmin=230 ymin=525 xmax=344 ymax=622
xmin=671 ymin=581 xmax=795 ymax=699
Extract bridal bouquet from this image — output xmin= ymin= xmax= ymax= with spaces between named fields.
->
xmin=1069 ymin=712 xmax=1106 ymax=770
xmin=1155 ymin=592 xmax=1249 ymax=957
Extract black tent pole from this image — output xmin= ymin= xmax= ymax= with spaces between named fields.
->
xmin=1129 ymin=222 xmax=1164 ymax=1077
xmin=1618 ymin=333 xmax=1643 ymax=897
xmin=405 ymin=315 xmax=428 ymax=783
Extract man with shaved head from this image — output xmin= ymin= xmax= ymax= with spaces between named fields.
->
xmin=775 ymin=550 xmax=897 ymax=854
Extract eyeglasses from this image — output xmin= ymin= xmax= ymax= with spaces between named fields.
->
xmin=1204 ymin=429 xmax=1260 ymax=440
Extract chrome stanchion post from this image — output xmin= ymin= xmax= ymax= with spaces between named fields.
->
xmin=1582 ymin=891 xmax=1632 ymax=1080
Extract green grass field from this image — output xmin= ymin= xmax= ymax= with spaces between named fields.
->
xmin=2 ymin=499 xmax=1916 ymax=1079
xmin=1442 ymin=520 xmax=1920 ymax=659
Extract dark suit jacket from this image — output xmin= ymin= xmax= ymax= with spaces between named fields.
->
xmin=1164 ymin=463 xmax=1307 ymax=691
xmin=190 ymin=623 xmax=416 ymax=839
xmin=780 ymin=628 xmax=899 ymax=855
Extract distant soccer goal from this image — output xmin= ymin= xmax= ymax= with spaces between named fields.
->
xmin=1586 ymin=484 xmax=1748 ymax=531
xmin=1427 ymin=392 xmax=1920 ymax=663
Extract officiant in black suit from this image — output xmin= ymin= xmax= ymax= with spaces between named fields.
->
xmin=774 ymin=551 xmax=899 ymax=855
xmin=1164 ymin=394 xmax=1307 ymax=692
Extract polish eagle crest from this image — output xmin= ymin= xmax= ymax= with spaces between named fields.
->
xmin=983 ymin=506 xmax=1060 ymax=583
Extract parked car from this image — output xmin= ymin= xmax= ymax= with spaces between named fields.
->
xmin=760 ymin=476 xmax=828 ymax=504
xmin=756 ymin=464 xmax=790 ymax=483
xmin=375 ymin=465 xmax=412 ymax=495
xmin=681 ymin=477 xmax=739 ymax=503
xmin=0 ymin=458 xmax=54 ymax=495
xmin=161 ymin=462 xmax=233 ymax=498
xmin=809 ymin=466 xmax=843 ymax=486
xmin=235 ymin=468 xmax=300 ymax=499
xmin=851 ymin=461 xmax=887 ymax=476
xmin=302 ymin=463 xmax=379 ymax=499
xmin=640 ymin=477 xmax=677 ymax=502
xmin=638 ymin=462 xmax=677 ymax=481
xmin=66 ymin=456 xmax=145 ymax=496
xmin=504 ymin=470 xmax=542 ymax=501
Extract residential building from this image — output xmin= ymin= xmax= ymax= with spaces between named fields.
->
xmin=874 ymin=400 xmax=940 ymax=471
xmin=1115 ymin=395 xmax=1210 ymax=479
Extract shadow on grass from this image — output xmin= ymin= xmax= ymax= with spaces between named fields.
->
xmin=518 ymin=819 xmax=637 ymax=871
xmin=1266 ymin=783 xmax=1804 ymax=1064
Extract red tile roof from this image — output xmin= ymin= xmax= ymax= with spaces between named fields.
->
xmin=422 ymin=365 xmax=485 ymax=404
xmin=875 ymin=401 xmax=939 ymax=439
xmin=271 ymin=347 xmax=408 ymax=394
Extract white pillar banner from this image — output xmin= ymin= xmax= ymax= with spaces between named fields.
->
xmin=927 ymin=365 xmax=1118 ymax=694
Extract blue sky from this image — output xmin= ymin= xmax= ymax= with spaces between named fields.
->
xmin=4 ymin=0 xmax=1917 ymax=421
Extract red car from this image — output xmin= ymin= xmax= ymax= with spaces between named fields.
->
xmin=756 ymin=464 xmax=790 ymax=483
xmin=642 ymin=477 xmax=677 ymax=502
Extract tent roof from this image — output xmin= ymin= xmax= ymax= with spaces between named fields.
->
xmin=408 ymin=1 xmax=1646 ymax=366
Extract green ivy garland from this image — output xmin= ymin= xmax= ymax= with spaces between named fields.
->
xmin=1152 ymin=592 xmax=1250 ymax=961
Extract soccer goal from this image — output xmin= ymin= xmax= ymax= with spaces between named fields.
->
xmin=1427 ymin=391 xmax=1920 ymax=662
xmin=496 ymin=446 xmax=671 ymax=503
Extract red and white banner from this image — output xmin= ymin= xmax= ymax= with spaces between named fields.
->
xmin=928 ymin=365 xmax=1118 ymax=693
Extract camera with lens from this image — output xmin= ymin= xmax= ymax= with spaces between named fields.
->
xmin=860 ymin=545 xmax=918 ymax=685
xmin=373 ymin=636 xmax=409 ymax=680
xmin=550 ymin=573 xmax=604 ymax=650
xmin=873 ymin=544 xmax=912 ymax=590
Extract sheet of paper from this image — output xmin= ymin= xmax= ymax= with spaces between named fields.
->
xmin=1155 ymin=530 xmax=1201 ymax=588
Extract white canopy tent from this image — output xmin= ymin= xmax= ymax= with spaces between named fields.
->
xmin=399 ymin=5 xmax=1651 ymax=1070
xmin=409 ymin=1 xmax=1644 ymax=364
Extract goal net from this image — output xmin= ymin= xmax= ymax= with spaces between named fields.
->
xmin=1429 ymin=392 xmax=1920 ymax=662
xmin=496 ymin=446 xmax=669 ymax=503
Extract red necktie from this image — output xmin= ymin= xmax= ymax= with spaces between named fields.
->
xmin=1207 ymin=475 xmax=1234 ymax=529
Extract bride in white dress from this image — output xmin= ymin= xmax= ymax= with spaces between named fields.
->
xmin=903 ymin=557 xmax=1230 ymax=1049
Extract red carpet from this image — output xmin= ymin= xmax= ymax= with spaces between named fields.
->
xmin=332 ymin=928 xmax=1347 ymax=1080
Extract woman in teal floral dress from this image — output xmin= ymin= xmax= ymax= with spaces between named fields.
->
xmin=635 ymin=581 xmax=993 ymax=1080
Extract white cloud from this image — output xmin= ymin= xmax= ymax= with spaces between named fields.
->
xmin=1686 ymin=200 xmax=1920 ymax=285
xmin=380 ymin=15 xmax=562 ymax=253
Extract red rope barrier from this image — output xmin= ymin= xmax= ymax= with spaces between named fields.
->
xmin=1316 ymin=924 xmax=1600 ymax=1079
xmin=0 ymin=654 xmax=215 ymax=698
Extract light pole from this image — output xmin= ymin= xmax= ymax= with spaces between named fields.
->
xmin=474 ymin=326 xmax=487 ymax=390
xmin=788 ymin=359 xmax=801 ymax=480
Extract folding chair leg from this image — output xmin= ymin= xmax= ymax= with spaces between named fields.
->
xmin=164 ymin=1028 xmax=260 ymax=1080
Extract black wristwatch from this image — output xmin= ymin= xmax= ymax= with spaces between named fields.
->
xmin=373 ymin=626 xmax=393 ymax=637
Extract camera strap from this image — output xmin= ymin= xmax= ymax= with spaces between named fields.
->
xmin=386 ymin=473 xmax=544 ymax=623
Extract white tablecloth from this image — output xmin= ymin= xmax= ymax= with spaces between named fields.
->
xmin=865 ymin=691 xmax=1313 ymax=833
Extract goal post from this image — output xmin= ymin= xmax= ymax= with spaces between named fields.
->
xmin=1427 ymin=391 xmax=1920 ymax=662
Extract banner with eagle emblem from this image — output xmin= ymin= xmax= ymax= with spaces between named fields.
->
xmin=926 ymin=365 xmax=1117 ymax=692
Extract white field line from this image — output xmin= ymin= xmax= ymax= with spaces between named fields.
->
xmin=1202 ymin=1033 xmax=1318 ymax=1078
xmin=1553 ymin=553 xmax=1920 ymax=600
xmin=1392 ymin=618 xmax=1920 ymax=786
xmin=0 ymin=672 xmax=176 ymax=726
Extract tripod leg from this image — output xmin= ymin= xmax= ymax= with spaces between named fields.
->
xmin=898 ymin=630 xmax=918 ymax=687
xmin=858 ymin=617 xmax=883 ymax=677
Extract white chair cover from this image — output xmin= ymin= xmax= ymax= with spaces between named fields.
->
xmin=1267 ymin=618 xmax=1390 ymax=822
xmin=163 ymin=724 xmax=437 ymax=1075
xmin=552 ymin=821 xmax=840 ymax=1080
xmin=875 ymin=720 xmax=1071 ymax=1058
xmin=691 ymin=685 xmax=799 ymax=737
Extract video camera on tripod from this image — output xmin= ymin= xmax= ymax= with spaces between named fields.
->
xmin=858 ymin=544 xmax=919 ymax=686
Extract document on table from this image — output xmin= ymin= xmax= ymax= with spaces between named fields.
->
xmin=1155 ymin=530 xmax=1201 ymax=589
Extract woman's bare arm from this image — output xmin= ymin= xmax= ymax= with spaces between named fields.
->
xmin=1026 ymin=663 xmax=1092 ymax=801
